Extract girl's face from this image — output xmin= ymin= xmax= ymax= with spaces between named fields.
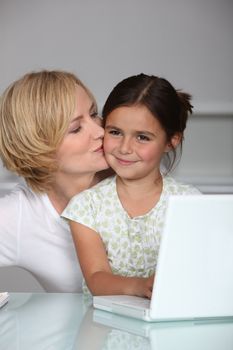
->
xmin=56 ymin=85 xmax=108 ymax=176
xmin=104 ymin=105 xmax=175 ymax=180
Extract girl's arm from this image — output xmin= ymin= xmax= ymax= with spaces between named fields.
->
xmin=70 ymin=221 xmax=154 ymax=298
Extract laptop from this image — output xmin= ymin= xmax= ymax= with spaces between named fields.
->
xmin=93 ymin=195 xmax=233 ymax=322
xmin=0 ymin=292 xmax=9 ymax=309
xmin=93 ymin=308 xmax=233 ymax=350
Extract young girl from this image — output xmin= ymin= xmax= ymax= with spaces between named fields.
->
xmin=62 ymin=74 xmax=201 ymax=298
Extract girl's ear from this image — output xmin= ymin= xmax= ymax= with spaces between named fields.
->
xmin=165 ymin=133 xmax=182 ymax=152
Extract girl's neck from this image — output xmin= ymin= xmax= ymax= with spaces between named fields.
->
xmin=116 ymin=172 xmax=163 ymax=218
xmin=116 ymin=172 xmax=162 ymax=196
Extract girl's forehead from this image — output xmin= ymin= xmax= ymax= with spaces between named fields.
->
xmin=106 ymin=105 xmax=156 ymax=123
xmin=105 ymin=105 xmax=164 ymax=133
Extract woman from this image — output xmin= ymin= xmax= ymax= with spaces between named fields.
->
xmin=0 ymin=70 xmax=109 ymax=292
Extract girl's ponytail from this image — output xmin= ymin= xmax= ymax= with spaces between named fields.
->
xmin=176 ymin=91 xmax=193 ymax=132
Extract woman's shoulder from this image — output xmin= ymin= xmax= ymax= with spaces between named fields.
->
xmin=0 ymin=183 xmax=31 ymax=231
xmin=0 ymin=181 xmax=48 ymax=211
xmin=0 ymin=182 xmax=27 ymax=204
xmin=163 ymin=175 xmax=201 ymax=195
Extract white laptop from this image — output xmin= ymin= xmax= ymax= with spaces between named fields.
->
xmin=93 ymin=195 xmax=233 ymax=322
xmin=0 ymin=292 xmax=9 ymax=309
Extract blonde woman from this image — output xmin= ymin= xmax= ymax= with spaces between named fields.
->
xmin=0 ymin=70 xmax=110 ymax=292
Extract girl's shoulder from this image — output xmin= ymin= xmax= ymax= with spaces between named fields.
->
xmin=68 ymin=175 xmax=117 ymax=206
xmin=82 ymin=175 xmax=116 ymax=197
xmin=163 ymin=175 xmax=201 ymax=195
xmin=92 ymin=174 xmax=116 ymax=188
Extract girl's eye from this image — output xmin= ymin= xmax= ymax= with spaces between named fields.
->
xmin=108 ymin=129 xmax=121 ymax=136
xmin=137 ymin=134 xmax=150 ymax=141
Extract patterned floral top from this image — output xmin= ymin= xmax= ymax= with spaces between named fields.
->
xmin=62 ymin=175 xmax=200 ymax=294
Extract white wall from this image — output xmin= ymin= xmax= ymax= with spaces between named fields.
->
xmin=1 ymin=0 xmax=233 ymax=193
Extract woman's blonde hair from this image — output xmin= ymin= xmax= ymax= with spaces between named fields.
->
xmin=0 ymin=70 xmax=96 ymax=192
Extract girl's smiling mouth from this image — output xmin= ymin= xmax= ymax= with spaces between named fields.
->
xmin=115 ymin=157 xmax=138 ymax=165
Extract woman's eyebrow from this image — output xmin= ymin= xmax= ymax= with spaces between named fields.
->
xmin=70 ymin=104 xmax=97 ymax=124
xmin=89 ymin=102 xmax=97 ymax=112
xmin=70 ymin=116 xmax=82 ymax=125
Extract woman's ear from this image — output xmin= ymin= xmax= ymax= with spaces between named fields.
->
xmin=165 ymin=133 xmax=182 ymax=152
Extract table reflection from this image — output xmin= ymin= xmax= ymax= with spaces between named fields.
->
xmin=0 ymin=293 xmax=85 ymax=350
xmin=76 ymin=307 xmax=233 ymax=350
xmin=1 ymin=293 xmax=233 ymax=350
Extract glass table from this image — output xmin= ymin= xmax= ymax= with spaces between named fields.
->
xmin=0 ymin=293 xmax=233 ymax=350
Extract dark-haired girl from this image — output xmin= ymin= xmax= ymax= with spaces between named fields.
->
xmin=63 ymin=74 xmax=201 ymax=298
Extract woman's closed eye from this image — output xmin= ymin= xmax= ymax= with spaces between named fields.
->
xmin=69 ymin=126 xmax=81 ymax=134
xmin=90 ymin=111 xmax=99 ymax=119
xmin=68 ymin=120 xmax=82 ymax=134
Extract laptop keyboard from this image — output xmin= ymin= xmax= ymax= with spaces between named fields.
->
xmin=114 ymin=296 xmax=150 ymax=309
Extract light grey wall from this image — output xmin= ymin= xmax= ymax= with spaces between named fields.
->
xmin=1 ymin=0 xmax=233 ymax=192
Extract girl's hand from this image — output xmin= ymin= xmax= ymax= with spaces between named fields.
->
xmin=133 ymin=274 xmax=155 ymax=299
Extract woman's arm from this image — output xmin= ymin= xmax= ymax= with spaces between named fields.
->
xmin=70 ymin=221 xmax=154 ymax=298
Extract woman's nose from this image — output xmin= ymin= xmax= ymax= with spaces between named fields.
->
xmin=91 ymin=118 xmax=104 ymax=139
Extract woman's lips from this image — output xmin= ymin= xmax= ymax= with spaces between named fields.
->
xmin=94 ymin=146 xmax=104 ymax=152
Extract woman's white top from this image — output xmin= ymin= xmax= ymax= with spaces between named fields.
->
xmin=0 ymin=184 xmax=83 ymax=292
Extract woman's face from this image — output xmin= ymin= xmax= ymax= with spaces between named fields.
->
xmin=56 ymin=85 xmax=109 ymax=176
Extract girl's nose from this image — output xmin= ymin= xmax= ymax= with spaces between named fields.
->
xmin=119 ymin=137 xmax=133 ymax=154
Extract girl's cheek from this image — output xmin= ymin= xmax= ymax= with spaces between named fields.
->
xmin=103 ymin=137 xmax=110 ymax=153
xmin=103 ymin=136 xmax=114 ymax=150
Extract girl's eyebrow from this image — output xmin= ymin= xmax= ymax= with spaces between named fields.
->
xmin=136 ymin=130 xmax=156 ymax=137
xmin=105 ymin=125 xmax=121 ymax=130
xmin=105 ymin=124 xmax=156 ymax=137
